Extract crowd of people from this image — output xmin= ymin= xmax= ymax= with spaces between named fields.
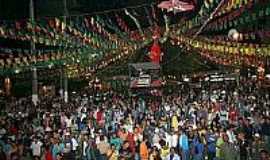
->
xmin=0 ymin=77 xmax=269 ymax=160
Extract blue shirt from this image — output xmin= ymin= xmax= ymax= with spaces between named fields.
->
xmin=179 ymin=134 xmax=189 ymax=151
xmin=195 ymin=143 xmax=204 ymax=155
xmin=207 ymin=134 xmax=216 ymax=153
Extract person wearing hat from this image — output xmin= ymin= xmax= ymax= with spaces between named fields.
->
xmin=252 ymin=133 xmax=267 ymax=160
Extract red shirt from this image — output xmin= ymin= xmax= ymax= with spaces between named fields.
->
xmin=10 ymin=126 xmax=18 ymax=135
xmin=45 ymin=150 xmax=53 ymax=160
xmin=127 ymin=132 xmax=135 ymax=154
xmin=96 ymin=111 xmax=103 ymax=122
xmin=229 ymin=107 xmax=238 ymax=122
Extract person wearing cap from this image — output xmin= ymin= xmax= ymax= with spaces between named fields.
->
xmin=252 ymin=133 xmax=267 ymax=160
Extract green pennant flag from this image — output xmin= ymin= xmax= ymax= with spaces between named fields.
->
xmin=252 ymin=13 xmax=257 ymax=21
xmin=228 ymin=21 xmax=233 ymax=27
xmin=266 ymin=7 xmax=270 ymax=16
xmin=233 ymin=20 xmax=238 ymax=26
xmin=250 ymin=34 xmax=256 ymax=40
xmin=239 ymin=17 xmax=244 ymax=25
xmin=224 ymin=22 xmax=228 ymax=29
xmin=259 ymin=10 xmax=264 ymax=17
xmin=45 ymin=39 xmax=50 ymax=45
xmin=0 ymin=27 xmax=5 ymax=36
xmin=245 ymin=15 xmax=250 ymax=23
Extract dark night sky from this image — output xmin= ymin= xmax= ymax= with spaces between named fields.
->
xmin=0 ymin=0 xmax=155 ymax=20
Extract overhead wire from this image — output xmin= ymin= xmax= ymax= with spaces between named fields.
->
xmin=0 ymin=2 xmax=158 ymax=22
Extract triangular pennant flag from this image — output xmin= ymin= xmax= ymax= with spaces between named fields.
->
xmin=239 ymin=17 xmax=244 ymax=24
xmin=266 ymin=7 xmax=270 ymax=16
xmin=48 ymin=19 xmax=55 ymax=28
xmin=0 ymin=27 xmax=5 ymax=36
xmin=55 ymin=18 xmax=60 ymax=29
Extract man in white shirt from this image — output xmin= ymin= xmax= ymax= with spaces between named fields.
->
xmin=171 ymin=131 xmax=178 ymax=148
xmin=226 ymin=126 xmax=236 ymax=144
xmin=30 ymin=138 xmax=43 ymax=158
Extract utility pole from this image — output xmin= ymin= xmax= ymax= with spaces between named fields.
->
xmin=59 ymin=0 xmax=68 ymax=99
xmin=63 ymin=0 xmax=69 ymax=103
xmin=30 ymin=0 xmax=38 ymax=106
xmin=63 ymin=0 xmax=69 ymax=20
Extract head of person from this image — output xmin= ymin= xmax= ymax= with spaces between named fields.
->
xmin=260 ymin=150 xmax=269 ymax=160
xmin=170 ymin=147 xmax=176 ymax=155
xmin=223 ymin=134 xmax=229 ymax=143
xmin=254 ymin=133 xmax=260 ymax=141
xmin=111 ymin=144 xmax=115 ymax=151
xmin=56 ymin=153 xmax=63 ymax=160
xmin=100 ymin=135 xmax=105 ymax=142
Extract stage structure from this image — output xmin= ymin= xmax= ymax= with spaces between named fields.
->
xmin=128 ymin=62 xmax=162 ymax=97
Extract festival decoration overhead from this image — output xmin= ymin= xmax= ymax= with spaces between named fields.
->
xmin=158 ymin=0 xmax=195 ymax=13
xmin=0 ymin=0 xmax=269 ymax=77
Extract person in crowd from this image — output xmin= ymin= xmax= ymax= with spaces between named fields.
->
xmin=166 ymin=147 xmax=180 ymax=160
xmin=0 ymin=76 xmax=269 ymax=160
xmin=179 ymin=130 xmax=189 ymax=160
xmin=106 ymin=144 xmax=118 ymax=160
xmin=30 ymin=137 xmax=43 ymax=159
xmin=238 ymin=132 xmax=249 ymax=160
xmin=252 ymin=133 xmax=267 ymax=160
xmin=96 ymin=135 xmax=110 ymax=160
xmin=140 ymin=136 xmax=149 ymax=160
xmin=260 ymin=149 xmax=270 ymax=160
xmin=220 ymin=134 xmax=238 ymax=160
